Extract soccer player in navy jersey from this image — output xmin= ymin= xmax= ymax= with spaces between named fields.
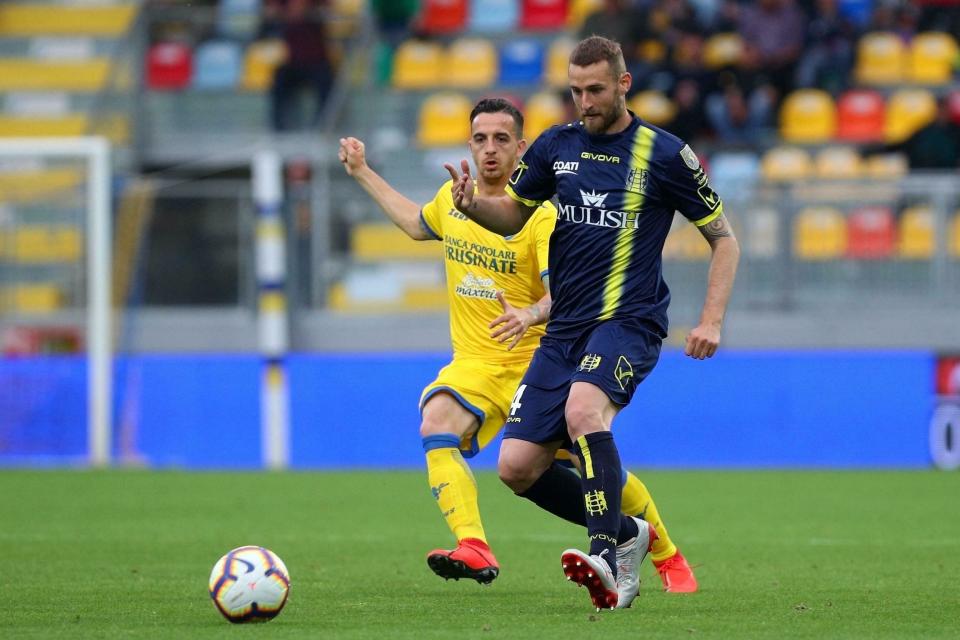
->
xmin=445 ymin=36 xmax=740 ymax=611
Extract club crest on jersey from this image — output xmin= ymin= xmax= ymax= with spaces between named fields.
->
xmin=584 ymin=490 xmax=608 ymax=515
xmin=615 ymin=355 xmax=634 ymax=391
xmin=625 ymin=168 xmax=648 ymax=195
xmin=579 ymin=189 xmax=608 ymax=208
xmin=579 ymin=353 xmax=602 ymax=371
xmin=680 ymin=144 xmax=701 ymax=170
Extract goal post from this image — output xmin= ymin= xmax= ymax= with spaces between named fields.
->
xmin=0 ymin=137 xmax=112 ymax=466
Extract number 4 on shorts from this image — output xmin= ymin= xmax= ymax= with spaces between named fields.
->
xmin=509 ymin=384 xmax=527 ymax=416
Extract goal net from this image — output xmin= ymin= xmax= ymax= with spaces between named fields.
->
xmin=0 ymin=137 xmax=111 ymax=466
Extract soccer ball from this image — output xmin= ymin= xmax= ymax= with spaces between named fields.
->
xmin=208 ymin=546 xmax=290 ymax=623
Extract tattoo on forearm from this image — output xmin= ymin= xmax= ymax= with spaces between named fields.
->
xmin=701 ymin=214 xmax=733 ymax=240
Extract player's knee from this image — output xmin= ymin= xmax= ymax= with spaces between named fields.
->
xmin=565 ymin=402 xmax=604 ymax=439
xmin=497 ymin=456 xmax=536 ymax=493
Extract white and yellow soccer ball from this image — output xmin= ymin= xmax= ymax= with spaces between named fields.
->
xmin=208 ymin=546 xmax=290 ymax=623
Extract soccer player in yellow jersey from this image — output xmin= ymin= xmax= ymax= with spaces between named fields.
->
xmin=339 ymin=98 xmax=696 ymax=592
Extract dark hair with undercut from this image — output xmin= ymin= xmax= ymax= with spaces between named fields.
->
xmin=470 ymin=97 xmax=524 ymax=138
xmin=569 ymin=35 xmax=626 ymax=79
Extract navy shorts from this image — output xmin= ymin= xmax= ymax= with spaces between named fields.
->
xmin=503 ymin=319 xmax=663 ymax=447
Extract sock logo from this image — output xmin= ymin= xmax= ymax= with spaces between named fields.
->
xmin=590 ymin=533 xmax=618 ymax=545
xmin=579 ymin=354 xmax=602 ymax=372
xmin=442 ymin=507 xmax=456 ymax=517
xmin=431 ymin=482 xmax=449 ymax=500
xmin=615 ymin=355 xmax=634 ymax=390
xmin=584 ymin=489 xmax=608 ymax=516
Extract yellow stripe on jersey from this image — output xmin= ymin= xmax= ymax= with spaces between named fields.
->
xmin=693 ymin=202 xmax=724 ymax=227
xmin=599 ymin=125 xmax=657 ymax=321
xmin=505 ymin=184 xmax=542 ymax=209
xmin=576 ymin=435 xmax=595 ymax=479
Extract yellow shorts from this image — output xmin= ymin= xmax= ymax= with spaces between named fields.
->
xmin=420 ymin=358 xmax=528 ymax=458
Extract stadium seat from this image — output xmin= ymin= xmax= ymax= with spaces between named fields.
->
xmin=0 ymin=166 xmax=83 ymax=203
xmin=216 ymin=0 xmax=261 ymax=40
xmin=524 ymin=91 xmax=566 ymax=140
xmin=627 ymin=91 xmax=676 ymax=128
xmin=392 ymin=39 xmax=444 ymax=89
xmin=351 ymin=223 xmax=442 ymax=260
xmin=760 ymin=146 xmax=812 ymax=182
xmin=897 ymin=205 xmax=934 ymax=259
xmin=779 ymin=89 xmax=837 ymax=143
xmin=146 ymin=42 xmax=193 ymax=90
xmin=703 ymin=32 xmax=743 ymax=69
xmin=663 ymin=216 xmax=710 ymax=260
xmin=417 ymin=92 xmax=472 ymax=147
xmin=855 ymin=32 xmax=906 ymax=84
xmin=864 ymin=152 xmax=908 ymax=180
xmin=192 ymin=40 xmax=243 ymax=90
xmin=418 ymin=0 xmax=468 ymax=34
xmin=240 ymin=40 xmax=287 ymax=91
xmin=12 ymin=225 xmax=82 ymax=263
xmin=836 ymin=89 xmax=885 ymax=143
xmin=468 ymin=0 xmax=519 ymax=33
xmin=445 ymin=37 xmax=497 ymax=88
xmin=0 ymin=115 xmax=87 ymax=137
xmin=706 ymin=151 xmax=760 ymax=196
xmin=0 ymin=3 xmax=135 ymax=36
xmin=794 ymin=207 xmax=846 ymax=260
xmin=568 ymin=0 xmax=603 ymax=29
xmin=520 ymin=0 xmax=568 ymax=30
xmin=951 ymin=210 xmax=960 ymax=258
xmin=545 ymin=37 xmax=575 ymax=88
xmin=745 ymin=206 xmax=780 ymax=259
xmin=814 ymin=146 xmax=864 ymax=180
xmin=0 ymin=59 xmax=108 ymax=92
xmin=884 ymin=88 xmax=937 ymax=143
xmin=909 ymin=32 xmax=959 ymax=85
xmin=846 ymin=206 xmax=895 ymax=259
xmin=498 ymin=39 xmax=545 ymax=86
xmin=4 ymin=284 xmax=63 ymax=313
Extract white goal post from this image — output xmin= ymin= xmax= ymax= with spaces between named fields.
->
xmin=0 ymin=137 xmax=112 ymax=466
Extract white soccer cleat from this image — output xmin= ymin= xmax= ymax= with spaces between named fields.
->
xmin=614 ymin=517 xmax=659 ymax=609
xmin=560 ymin=548 xmax=618 ymax=611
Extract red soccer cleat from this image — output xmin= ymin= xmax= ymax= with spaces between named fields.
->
xmin=426 ymin=538 xmax=499 ymax=584
xmin=561 ymin=548 xmax=618 ymax=611
xmin=653 ymin=550 xmax=698 ymax=593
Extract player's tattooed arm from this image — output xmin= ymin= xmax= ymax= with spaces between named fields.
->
xmin=686 ymin=212 xmax=739 ymax=360
xmin=697 ymin=212 xmax=735 ymax=247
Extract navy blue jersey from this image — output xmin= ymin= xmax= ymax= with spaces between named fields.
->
xmin=505 ymin=114 xmax=723 ymax=338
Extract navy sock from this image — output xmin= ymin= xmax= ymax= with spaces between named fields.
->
xmin=574 ymin=431 xmax=626 ymax=573
xmin=517 ymin=462 xmax=587 ymax=527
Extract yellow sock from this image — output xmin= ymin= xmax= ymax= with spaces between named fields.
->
xmin=425 ymin=446 xmax=486 ymax=543
xmin=621 ymin=471 xmax=677 ymax=563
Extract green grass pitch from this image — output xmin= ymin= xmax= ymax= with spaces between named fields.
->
xmin=1 ymin=469 xmax=957 ymax=639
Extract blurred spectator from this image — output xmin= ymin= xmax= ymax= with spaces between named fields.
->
xmin=795 ymin=0 xmax=859 ymax=94
xmin=705 ymin=69 xmax=775 ymax=144
xmin=265 ymin=0 xmax=333 ymax=131
xmin=579 ymin=0 xmax=649 ymax=81
xmin=371 ymin=0 xmax=420 ymax=47
xmin=892 ymin=97 xmax=960 ymax=169
xmin=738 ymin=0 xmax=806 ymax=100
xmin=868 ymin=0 xmax=920 ymax=42
xmin=665 ymin=77 xmax=710 ymax=142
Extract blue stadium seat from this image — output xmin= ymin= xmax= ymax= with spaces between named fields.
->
xmin=468 ymin=0 xmax=519 ymax=33
xmin=217 ymin=0 xmax=261 ymax=40
xmin=497 ymin=39 xmax=544 ymax=86
xmin=192 ymin=40 xmax=243 ymax=90
xmin=707 ymin=151 xmax=759 ymax=197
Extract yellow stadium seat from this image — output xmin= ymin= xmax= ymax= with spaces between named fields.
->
xmin=5 ymin=284 xmax=63 ymax=313
xmin=951 ymin=210 xmax=960 ymax=258
xmin=417 ymin=92 xmax=472 ymax=147
xmin=663 ymin=218 xmax=710 ymax=260
xmin=884 ymin=88 xmax=937 ymax=143
xmin=351 ymin=223 xmax=441 ymax=261
xmin=760 ymin=146 xmax=812 ymax=182
xmin=703 ymin=32 xmax=743 ymax=69
xmin=794 ymin=206 xmax=846 ymax=260
xmin=567 ymin=0 xmax=604 ymax=29
xmin=745 ymin=207 xmax=780 ymax=259
xmin=0 ymin=167 xmax=83 ymax=203
xmin=524 ymin=91 xmax=565 ymax=141
xmin=898 ymin=205 xmax=934 ymax=259
xmin=13 ymin=226 xmax=82 ymax=263
xmin=814 ymin=146 xmax=864 ymax=180
xmin=855 ymin=32 xmax=906 ymax=84
xmin=0 ymin=4 xmax=135 ymax=37
xmin=0 ymin=114 xmax=88 ymax=137
xmin=627 ymin=91 xmax=676 ymax=127
xmin=909 ymin=32 xmax=959 ymax=85
xmin=0 ymin=59 xmax=109 ymax=91
xmin=545 ymin=37 xmax=575 ymax=89
xmin=241 ymin=40 xmax=287 ymax=91
xmin=445 ymin=37 xmax=497 ymax=89
xmin=780 ymin=89 xmax=837 ymax=143
xmin=392 ymin=40 xmax=443 ymax=89
xmin=864 ymin=152 xmax=908 ymax=180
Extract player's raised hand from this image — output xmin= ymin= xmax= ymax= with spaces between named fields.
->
xmin=444 ymin=159 xmax=475 ymax=213
xmin=489 ymin=291 xmax=532 ymax=351
xmin=338 ymin=137 xmax=367 ymax=176
xmin=684 ymin=321 xmax=721 ymax=360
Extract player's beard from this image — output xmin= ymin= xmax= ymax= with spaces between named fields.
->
xmin=583 ymin=93 xmax=626 ymax=135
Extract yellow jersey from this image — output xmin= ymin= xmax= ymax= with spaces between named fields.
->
xmin=419 ymin=180 xmax=556 ymax=363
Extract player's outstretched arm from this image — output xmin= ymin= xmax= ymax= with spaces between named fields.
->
xmin=489 ymin=289 xmax=552 ymax=350
xmin=338 ymin=136 xmax=430 ymax=240
xmin=685 ymin=213 xmax=740 ymax=360
xmin=444 ymin=159 xmax=533 ymax=236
